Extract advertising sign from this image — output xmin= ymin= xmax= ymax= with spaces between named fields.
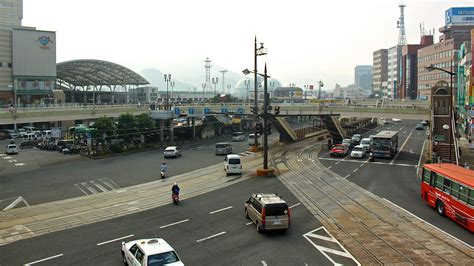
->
xmin=446 ymin=7 xmax=474 ymax=26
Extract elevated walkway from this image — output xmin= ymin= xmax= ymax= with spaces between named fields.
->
xmin=267 ymin=115 xmax=297 ymax=142
xmin=321 ymin=115 xmax=344 ymax=143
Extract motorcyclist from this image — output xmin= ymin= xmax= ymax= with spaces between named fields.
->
xmin=160 ymin=161 xmax=168 ymax=172
xmin=171 ymin=182 xmax=180 ymax=195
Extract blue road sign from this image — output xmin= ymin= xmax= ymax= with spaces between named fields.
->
xmin=174 ymin=108 xmax=180 ymax=115
xmin=221 ymin=108 xmax=228 ymax=113
xmin=204 ymin=108 xmax=210 ymax=114
xmin=237 ymin=108 xmax=244 ymax=114
xmin=188 ymin=108 xmax=195 ymax=114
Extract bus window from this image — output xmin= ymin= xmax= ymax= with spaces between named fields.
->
xmin=430 ymin=171 xmax=436 ymax=187
xmin=435 ymin=174 xmax=444 ymax=190
xmin=459 ymin=186 xmax=468 ymax=203
xmin=469 ymin=189 xmax=474 ymax=206
xmin=443 ymin=178 xmax=451 ymax=194
xmin=451 ymin=182 xmax=460 ymax=198
xmin=422 ymin=169 xmax=431 ymax=184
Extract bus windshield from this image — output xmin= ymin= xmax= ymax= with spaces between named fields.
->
xmin=372 ymin=139 xmax=392 ymax=150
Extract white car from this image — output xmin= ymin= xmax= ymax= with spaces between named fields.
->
xmin=224 ymin=154 xmax=242 ymax=176
xmin=164 ymin=146 xmax=181 ymax=158
xmin=360 ymin=138 xmax=371 ymax=151
xmin=122 ymin=238 xmax=184 ymax=266
xmin=5 ymin=144 xmax=18 ymax=155
xmin=392 ymin=118 xmax=402 ymax=122
xmin=232 ymin=132 xmax=245 ymax=142
xmin=350 ymin=145 xmax=366 ymax=159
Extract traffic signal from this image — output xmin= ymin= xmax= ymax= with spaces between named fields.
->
xmin=274 ymin=106 xmax=280 ymax=115
xmin=256 ymin=122 xmax=263 ymax=135
xmin=265 ymin=122 xmax=272 ymax=135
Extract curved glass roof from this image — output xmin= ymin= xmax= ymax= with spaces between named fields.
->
xmin=57 ymin=59 xmax=149 ymax=88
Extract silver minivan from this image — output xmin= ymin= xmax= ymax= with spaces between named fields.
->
xmin=215 ymin=142 xmax=232 ymax=155
xmin=6 ymin=144 xmax=18 ymax=155
xmin=244 ymin=193 xmax=290 ymax=232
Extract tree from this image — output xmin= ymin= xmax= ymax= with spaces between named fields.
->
xmin=92 ymin=116 xmax=116 ymax=141
xmin=117 ymin=113 xmax=137 ymax=143
xmin=137 ymin=113 xmax=155 ymax=133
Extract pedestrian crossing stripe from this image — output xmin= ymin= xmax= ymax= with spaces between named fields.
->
xmin=240 ymin=151 xmax=255 ymax=157
xmin=74 ymin=178 xmax=121 ymax=195
xmin=303 ymin=226 xmax=360 ymax=266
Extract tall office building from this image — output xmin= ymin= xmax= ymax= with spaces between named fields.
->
xmin=354 ymin=65 xmax=373 ymax=93
xmin=372 ymin=49 xmax=388 ymax=98
xmin=386 ymin=45 xmax=402 ymax=99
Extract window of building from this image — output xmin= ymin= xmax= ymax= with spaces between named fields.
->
xmin=0 ymin=62 xmax=2 ymax=67
xmin=8 ymin=63 xmax=12 ymax=68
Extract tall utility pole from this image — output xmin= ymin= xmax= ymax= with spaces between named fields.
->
xmin=204 ymin=57 xmax=212 ymax=93
xmin=318 ymin=80 xmax=324 ymax=111
xmin=220 ymin=70 xmax=228 ymax=94
xmin=263 ymin=63 xmax=269 ymax=169
xmin=254 ymin=37 xmax=259 ymax=148
xmin=397 ymin=3 xmax=407 ymax=45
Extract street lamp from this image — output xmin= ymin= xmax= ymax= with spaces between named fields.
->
xmin=426 ymin=64 xmax=456 ymax=163
xmin=164 ymin=74 xmax=172 ymax=110
xmin=201 ymin=83 xmax=206 ymax=101
xmin=250 ymin=37 xmax=267 ymax=148
xmin=170 ymin=81 xmax=175 ymax=105
xmin=212 ymin=77 xmax=219 ymax=97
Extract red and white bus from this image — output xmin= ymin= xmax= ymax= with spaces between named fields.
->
xmin=421 ymin=163 xmax=474 ymax=232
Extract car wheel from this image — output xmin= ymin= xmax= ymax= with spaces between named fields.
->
xmin=256 ymin=222 xmax=263 ymax=233
xmin=122 ymin=252 xmax=128 ymax=265
xmin=436 ymin=200 xmax=445 ymax=216
xmin=245 ymin=208 xmax=249 ymax=219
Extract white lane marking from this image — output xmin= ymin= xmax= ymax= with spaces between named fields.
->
xmin=74 ymin=183 xmax=89 ymax=196
xmin=91 ymin=180 xmax=108 ymax=192
xmin=353 ymin=168 xmax=358 ymax=173
xmin=160 ymin=219 xmax=189 ymax=229
xmin=97 ymin=234 xmax=134 ymax=246
xmin=416 ymin=140 xmax=427 ymax=177
xmin=303 ymin=227 xmax=360 ymax=265
xmin=196 ymin=231 xmax=226 ymax=242
xmin=319 ymin=157 xmax=416 ymax=167
xmin=3 ymin=156 xmax=12 ymax=159
xmin=289 ymin=203 xmax=301 ymax=209
xmin=209 ymin=206 xmax=233 ymax=214
xmin=3 ymin=196 xmax=30 ymax=210
xmin=14 ymin=163 xmax=25 ymax=166
xmin=382 ymin=198 xmax=473 ymax=249
xmin=99 ymin=179 xmax=119 ymax=190
xmin=82 ymin=182 xmax=98 ymax=194
xmin=344 ymin=174 xmax=350 ymax=179
xmin=390 ymin=130 xmax=413 ymax=165
xmin=261 ymin=261 xmax=268 ymax=266
xmin=327 ymin=165 xmax=332 ymax=169
xmin=335 ymin=161 xmax=340 ymax=165
xmin=246 ymin=222 xmax=253 ymax=225
xmin=196 ymin=145 xmax=213 ymax=150
xmin=25 ymin=254 xmax=64 ymax=265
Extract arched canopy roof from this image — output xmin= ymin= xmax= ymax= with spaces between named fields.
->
xmin=57 ymin=59 xmax=149 ymax=88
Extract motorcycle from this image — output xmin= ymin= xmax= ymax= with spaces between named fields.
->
xmin=172 ymin=193 xmax=179 ymax=205
xmin=160 ymin=171 xmax=166 ymax=179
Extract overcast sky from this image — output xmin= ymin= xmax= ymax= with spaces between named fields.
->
xmin=22 ymin=0 xmax=470 ymax=90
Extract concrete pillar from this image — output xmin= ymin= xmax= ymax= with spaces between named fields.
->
xmin=160 ymin=119 xmax=165 ymax=145
xmin=239 ymin=115 xmax=243 ymax=131
xmin=111 ymin=94 xmax=115 ymax=104
xmin=84 ymin=92 xmax=87 ymax=104
xmin=169 ymin=119 xmax=174 ymax=144
xmin=192 ymin=117 xmax=196 ymax=140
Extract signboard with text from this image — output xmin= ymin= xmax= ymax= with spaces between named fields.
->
xmin=446 ymin=7 xmax=474 ymax=26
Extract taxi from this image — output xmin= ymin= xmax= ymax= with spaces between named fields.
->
xmin=122 ymin=238 xmax=184 ymax=265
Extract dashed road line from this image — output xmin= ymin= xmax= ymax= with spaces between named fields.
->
xmin=344 ymin=174 xmax=350 ymax=179
xmin=289 ymin=203 xmax=301 ymax=209
xmin=390 ymin=130 xmax=413 ymax=165
xmin=246 ymin=222 xmax=253 ymax=225
xmin=261 ymin=261 xmax=268 ymax=266
xmin=25 ymin=254 xmax=64 ymax=265
xmin=97 ymin=234 xmax=134 ymax=246
xmin=196 ymin=231 xmax=226 ymax=243
xmin=160 ymin=219 xmax=189 ymax=229
xmin=352 ymin=168 xmax=358 ymax=173
xmin=209 ymin=206 xmax=233 ymax=214
xmin=319 ymin=157 xmax=416 ymax=167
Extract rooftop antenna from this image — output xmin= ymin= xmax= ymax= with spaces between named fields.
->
xmin=204 ymin=57 xmax=212 ymax=96
xmin=397 ymin=2 xmax=407 ymax=45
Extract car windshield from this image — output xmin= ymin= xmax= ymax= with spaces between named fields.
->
xmin=361 ymin=139 xmax=370 ymax=145
xmin=216 ymin=144 xmax=228 ymax=148
xmin=334 ymin=146 xmax=344 ymax=150
xmin=372 ymin=139 xmax=392 ymax=150
xmin=232 ymin=133 xmax=243 ymax=137
xmin=353 ymin=147 xmax=363 ymax=151
xmin=148 ymin=251 xmax=179 ymax=265
xmin=342 ymin=139 xmax=351 ymax=144
xmin=228 ymin=158 xmax=240 ymax=164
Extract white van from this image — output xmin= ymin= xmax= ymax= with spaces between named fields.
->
xmin=248 ymin=133 xmax=261 ymax=146
xmin=224 ymin=154 xmax=242 ymax=176
xmin=25 ymin=132 xmax=36 ymax=141
xmin=41 ymin=130 xmax=52 ymax=140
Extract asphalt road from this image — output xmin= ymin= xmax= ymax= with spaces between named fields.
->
xmin=0 ymin=175 xmax=332 ymax=265
xmin=0 ymin=134 xmax=279 ymax=207
xmin=318 ymin=119 xmax=473 ymax=246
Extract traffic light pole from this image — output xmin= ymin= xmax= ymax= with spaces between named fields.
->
xmin=263 ymin=64 xmax=269 ymax=169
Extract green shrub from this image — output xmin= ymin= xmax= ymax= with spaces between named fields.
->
xmin=110 ymin=144 xmax=123 ymax=153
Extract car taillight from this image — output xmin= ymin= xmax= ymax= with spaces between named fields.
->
xmin=261 ymin=208 xmax=266 ymax=227
xmin=287 ymin=208 xmax=291 ymax=227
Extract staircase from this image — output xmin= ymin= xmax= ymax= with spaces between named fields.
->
xmin=321 ymin=115 xmax=344 ymax=144
xmin=266 ymin=115 xmax=297 ymax=142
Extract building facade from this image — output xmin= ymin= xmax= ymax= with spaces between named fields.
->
xmin=417 ymin=39 xmax=456 ymax=100
xmin=372 ymin=49 xmax=388 ymax=98
xmin=354 ymin=65 xmax=373 ymax=93
xmin=386 ymin=45 xmax=402 ymax=99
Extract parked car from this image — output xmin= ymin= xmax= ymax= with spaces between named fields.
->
xmin=0 ymin=130 xmax=11 ymax=140
xmin=244 ymin=193 xmax=290 ymax=233
xmin=5 ymin=144 xmax=18 ymax=155
xmin=330 ymin=144 xmax=349 ymax=157
xmin=215 ymin=142 xmax=232 ymax=155
xmin=164 ymin=146 xmax=181 ymax=158
xmin=416 ymin=123 xmax=425 ymax=130
xmin=121 ymin=238 xmax=184 ymax=266
xmin=350 ymin=145 xmax=366 ymax=158
xmin=224 ymin=154 xmax=242 ymax=176
xmin=351 ymin=134 xmax=362 ymax=145
xmin=231 ymin=132 xmax=245 ymax=142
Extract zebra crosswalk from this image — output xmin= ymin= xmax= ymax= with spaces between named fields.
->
xmin=239 ymin=151 xmax=255 ymax=157
xmin=74 ymin=178 xmax=121 ymax=195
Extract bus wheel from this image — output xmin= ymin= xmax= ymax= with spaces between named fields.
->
xmin=436 ymin=200 xmax=445 ymax=216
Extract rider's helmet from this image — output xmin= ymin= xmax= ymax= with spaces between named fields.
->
xmin=174 ymin=182 xmax=177 ymax=186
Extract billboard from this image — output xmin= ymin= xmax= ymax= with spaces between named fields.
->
xmin=12 ymin=28 xmax=56 ymax=77
xmin=446 ymin=7 xmax=474 ymax=26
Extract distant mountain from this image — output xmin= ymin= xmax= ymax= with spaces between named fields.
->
xmin=140 ymin=63 xmax=243 ymax=94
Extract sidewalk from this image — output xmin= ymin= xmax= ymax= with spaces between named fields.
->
xmin=458 ymin=136 xmax=474 ymax=168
